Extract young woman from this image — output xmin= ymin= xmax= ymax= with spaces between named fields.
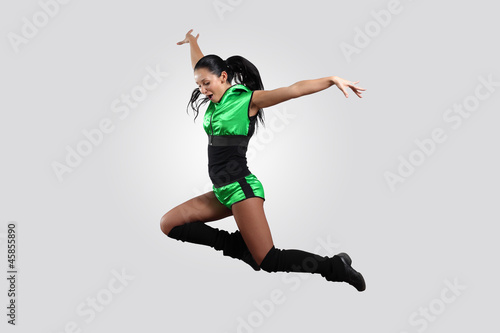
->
xmin=160 ymin=29 xmax=367 ymax=291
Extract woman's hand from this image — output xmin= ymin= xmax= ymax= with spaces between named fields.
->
xmin=177 ymin=29 xmax=199 ymax=46
xmin=332 ymin=76 xmax=366 ymax=98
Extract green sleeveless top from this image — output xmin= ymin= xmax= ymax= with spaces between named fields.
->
xmin=203 ymin=84 xmax=254 ymax=137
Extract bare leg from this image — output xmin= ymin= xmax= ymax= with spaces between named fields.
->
xmin=160 ymin=191 xmax=260 ymax=270
xmin=231 ymin=197 xmax=274 ymax=265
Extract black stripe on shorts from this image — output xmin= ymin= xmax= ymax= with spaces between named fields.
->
xmin=238 ymin=177 xmax=255 ymax=199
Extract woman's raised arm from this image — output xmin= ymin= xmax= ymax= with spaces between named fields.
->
xmin=251 ymin=76 xmax=366 ymax=111
xmin=177 ymin=29 xmax=204 ymax=70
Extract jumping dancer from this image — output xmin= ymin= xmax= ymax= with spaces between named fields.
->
xmin=160 ymin=30 xmax=367 ymax=291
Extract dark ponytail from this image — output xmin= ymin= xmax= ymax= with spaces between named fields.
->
xmin=186 ymin=54 xmax=265 ymax=130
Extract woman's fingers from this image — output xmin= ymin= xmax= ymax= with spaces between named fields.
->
xmin=339 ymin=85 xmax=349 ymax=98
xmin=349 ymin=83 xmax=366 ymax=91
xmin=177 ymin=29 xmax=196 ymax=45
xmin=350 ymin=86 xmax=365 ymax=98
xmin=334 ymin=76 xmax=366 ymax=98
xmin=347 ymin=81 xmax=366 ymax=98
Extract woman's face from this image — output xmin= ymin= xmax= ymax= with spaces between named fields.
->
xmin=194 ymin=67 xmax=230 ymax=103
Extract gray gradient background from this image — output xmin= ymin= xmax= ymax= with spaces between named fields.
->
xmin=1 ymin=0 xmax=499 ymax=332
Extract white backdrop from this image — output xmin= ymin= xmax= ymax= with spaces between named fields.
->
xmin=1 ymin=0 xmax=499 ymax=332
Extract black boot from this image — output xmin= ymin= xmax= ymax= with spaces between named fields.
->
xmin=167 ymin=222 xmax=260 ymax=271
xmin=325 ymin=252 xmax=366 ymax=292
xmin=259 ymin=246 xmax=366 ymax=291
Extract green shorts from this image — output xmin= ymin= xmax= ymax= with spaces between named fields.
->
xmin=213 ymin=173 xmax=265 ymax=209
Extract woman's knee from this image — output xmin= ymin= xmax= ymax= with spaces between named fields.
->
xmin=258 ymin=246 xmax=279 ymax=272
xmin=159 ymin=201 xmax=194 ymax=235
xmin=251 ymin=244 xmax=275 ymax=268
xmin=160 ymin=211 xmax=179 ymax=236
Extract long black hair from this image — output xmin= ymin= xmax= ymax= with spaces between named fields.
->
xmin=187 ymin=54 xmax=265 ymax=130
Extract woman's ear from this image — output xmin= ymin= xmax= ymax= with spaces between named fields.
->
xmin=220 ymin=71 xmax=228 ymax=84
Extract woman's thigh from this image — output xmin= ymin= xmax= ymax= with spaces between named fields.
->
xmin=231 ymin=197 xmax=274 ymax=265
xmin=160 ymin=191 xmax=233 ymax=235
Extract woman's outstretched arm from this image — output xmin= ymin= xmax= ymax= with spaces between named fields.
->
xmin=177 ymin=29 xmax=204 ymax=69
xmin=251 ymin=76 xmax=366 ymax=110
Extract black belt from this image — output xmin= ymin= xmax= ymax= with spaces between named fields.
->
xmin=208 ymin=135 xmax=250 ymax=146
